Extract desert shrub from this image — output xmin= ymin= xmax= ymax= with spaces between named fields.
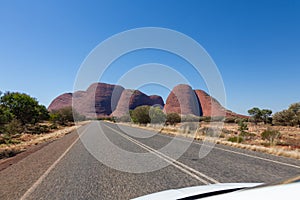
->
xmin=199 ymin=116 xmax=212 ymax=122
xmin=237 ymin=120 xmax=255 ymax=140
xmin=50 ymin=107 xmax=75 ymax=125
xmin=5 ymin=118 xmax=24 ymax=135
xmin=73 ymin=110 xmax=86 ymax=121
xmin=116 ymin=115 xmax=132 ymax=122
xmin=26 ymin=124 xmax=50 ymax=134
xmin=222 ymin=128 xmax=235 ymax=135
xmin=180 ymin=122 xmax=199 ymax=133
xmin=149 ymin=107 xmax=166 ymax=124
xmin=181 ymin=114 xmax=200 ymax=122
xmin=224 ymin=117 xmax=236 ymax=123
xmin=97 ymin=116 xmax=115 ymax=122
xmin=272 ymin=103 xmax=300 ymax=127
xmin=0 ymin=149 xmax=22 ymax=159
xmin=228 ymin=136 xmax=244 ymax=143
xmin=202 ymin=127 xmax=219 ymax=137
xmin=50 ymin=123 xmax=58 ymax=129
xmin=261 ymin=128 xmax=281 ymax=145
xmin=235 ymin=118 xmax=247 ymax=123
xmin=272 ymin=110 xmax=294 ymax=126
xmin=130 ymin=106 xmax=151 ymax=124
xmin=238 ymin=120 xmax=248 ymax=135
xmin=166 ymin=113 xmax=181 ymax=125
xmin=211 ymin=116 xmax=225 ymax=122
xmin=0 ymin=119 xmax=23 ymax=144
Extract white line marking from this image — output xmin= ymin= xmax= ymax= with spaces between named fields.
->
xmin=21 ymin=128 xmax=87 ymax=200
xmin=159 ymin=133 xmax=300 ymax=169
xmin=117 ymin=123 xmax=300 ymax=169
xmin=103 ymin=123 xmax=219 ymax=184
xmin=211 ymin=145 xmax=300 ymax=169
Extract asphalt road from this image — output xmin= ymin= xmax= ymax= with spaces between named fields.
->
xmin=0 ymin=121 xmax=299 ymax=199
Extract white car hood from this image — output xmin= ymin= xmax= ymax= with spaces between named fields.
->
xmin=132 ymin=183 xmax=261 ymax=200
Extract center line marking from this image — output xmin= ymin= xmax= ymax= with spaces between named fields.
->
xmin=103 ymin=123 xmax=219 ymax=184
xmin=116 ymin=123 xmax=300 ymax=169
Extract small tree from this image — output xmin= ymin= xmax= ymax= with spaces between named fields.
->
xmin=248 ymin=107 xmax=262 ymax=125
xmin=261 ymin=109 xmax=272 ymax=124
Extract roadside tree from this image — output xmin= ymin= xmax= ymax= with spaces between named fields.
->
xmin=248 ymin=107 xmax=262 ymax=124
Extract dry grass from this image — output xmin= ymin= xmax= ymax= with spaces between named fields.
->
xmin=120 ymin=122 xmax=300 ymax=160
xmin=0 ymin=121 xmax=88 ymax=159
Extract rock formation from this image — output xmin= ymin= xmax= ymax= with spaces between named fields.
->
xmin=164 ymin=84 xmax=245 ymax=118
xmin=194 ymin=90 xmax=226 ymax=117
xmin=48 ymin=93 xmax=73 ymax=111
xmin=48 ymin=83 xmax=164 ymax=118
xmin=111 ymin=90 xmax=164 ymax=117
xmin=164 ymin=84 xmax=202 ymax=116
xmin=48 ymin=83 xmax=124 ymax=118
xmin=48 ymin=82 xmax=245 ymax=118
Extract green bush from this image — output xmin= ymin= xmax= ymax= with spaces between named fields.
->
xmin=273 ymin=103 xmax=300 ymax=127
xmin=224 ymin=117 xmax=236 ymax=123
xmin=0 ymin=149 xmax=22 ymax=159
xmin=238 ymin=120 xmax=248 ymax=134
xmin=116 ymin=115 xmax=132 ymax=122
xmin=0 ymin=105 xmax=13 ymax=133
xmin=211 ymin=116 xmax=225 ymax=122
xmin=180 ymin=122 xmax=199 ymax=133
xmin=50 ymin=107 xmax=75 ymax=125
xmin=181 ymin=114 xmax=200 ymax=122
xmin=199 ymin=116 xmax=212 ymax=122
xmin=130 ymin=106 xmax=151 ymax=124
xmin=235 ymin=118 xmax=247 ymax=123
xmin=0 ymin=92 xmax=49 ymax=125
xmin=5 ymin=118 xmax=24 ymax=136
xmin=201 ymin=127 xmax=219 ymax=137
xmin=149 ymin=107 xmax=166 ymax=124
xmin=166 ymin=113 xmax=181 ymax=125
xmin=228 ymin=136 xmax=244 ymax=143
xmin=50 ymin=123 xmax=58 ymax=129
xmin=26 ymin=124 xmax=50 ymax=134
xmin=261 ymin=128 xmax=281 ymax=145
xmin=97 ymin=116 xmax=115 ymax=122
xmin=0 ymin=119 xmax=23 ymax=144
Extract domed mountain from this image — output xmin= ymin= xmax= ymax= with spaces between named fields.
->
xmin=164 ymin=84 xmax=202 ymax=116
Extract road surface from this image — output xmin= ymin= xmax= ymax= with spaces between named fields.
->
xmin=0 ymin=121 xmax=299 ymax=199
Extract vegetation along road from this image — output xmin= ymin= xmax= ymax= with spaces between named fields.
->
xmin=0 ymin=121 xmax=299 ymax=199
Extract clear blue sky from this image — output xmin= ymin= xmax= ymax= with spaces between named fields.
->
xmin=0 ymin=0 xmax=299 ymax=115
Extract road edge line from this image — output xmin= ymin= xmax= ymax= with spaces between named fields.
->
xmin=20 ymin=128 xmax=87 ymax=200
